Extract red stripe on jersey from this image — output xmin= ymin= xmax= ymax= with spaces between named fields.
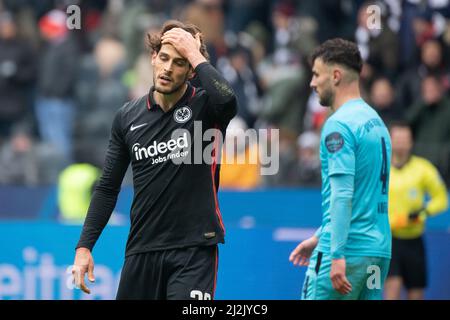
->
xmin=146 ymin=96 xmax=151 ymax=110
xmin=212 ymin=246 xmax=218 ymax=300
xmin=211 ymin=126 xmax=225 ymax=235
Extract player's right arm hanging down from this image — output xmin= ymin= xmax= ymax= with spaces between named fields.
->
xmin=73 ymin=106 xmax=130 ymax=294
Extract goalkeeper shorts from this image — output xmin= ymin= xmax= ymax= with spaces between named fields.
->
xmin=301 ymin=250 xmax=390 ymax=300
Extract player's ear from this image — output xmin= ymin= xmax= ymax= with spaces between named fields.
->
xmin=151 ymin=51 xmax=158 ymax=66
xmin=187 ymin=67 xmax=196 ymax=81
xmin=333 ymin=68 xmax=342 ymax=86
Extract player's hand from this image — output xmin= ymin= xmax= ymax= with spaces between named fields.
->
xmin=160 ymin=28 xmax=206 ymax=68
xmin=330 ymin=258 xmax=352 ymax=295
xmin=408 ymin=209 xmax=428 ymax=223
xmin=72 ymin=247 xmax=95 ymax=294
xmin=289 ymin=236 xmax=318 ymax=266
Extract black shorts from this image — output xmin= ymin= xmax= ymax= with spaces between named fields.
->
xmin=116 ymin=245 xmax=219 ymax=300
xmin=388 ymin=236 xmax=427 ymax=289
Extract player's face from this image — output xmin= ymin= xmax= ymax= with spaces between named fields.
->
xmin=152 ymin=44 xmax=193 ymax=95
xmin=310 ymin=58 xmax=334 ymax=107
xmin=390 ymin=126 xmax=413 ymax=157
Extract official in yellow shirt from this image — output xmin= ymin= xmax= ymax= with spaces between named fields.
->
xmin=385 ymin=123 xmax=448 ymax=300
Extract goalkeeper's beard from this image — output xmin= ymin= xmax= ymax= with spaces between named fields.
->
xmin=319 ymin=87 xmax=334 ymax=108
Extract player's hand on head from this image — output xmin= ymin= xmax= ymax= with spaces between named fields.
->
xmin=161 ymin=28 xmax=192 ymax=50
xmin=330 ymin=258 xmax=352 ymax=295
xmin=72 ymin=247 xmax=95 ymax=294
xmin=161 ymin=28 xmax=204 ymax=62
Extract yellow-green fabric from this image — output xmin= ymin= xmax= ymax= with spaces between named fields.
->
xmin=58 ymin=163 xmax=100 ymax=221
xmin=389 ymin=156 xmax=448 ymax=239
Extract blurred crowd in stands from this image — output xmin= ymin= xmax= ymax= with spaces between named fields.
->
xmin=0 ymin=0 xmax=449 ymax=190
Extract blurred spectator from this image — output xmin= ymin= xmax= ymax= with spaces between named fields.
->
xmin=411 ymin=0 xmax=450 ymax=48
xmin=128 ymin=53 xmax=154 ymax=99
xmin=262 ymin=131 xmax=298 ymax=187
xmin=119 ymin=1 xmax=166 ymax=68
xmin=271 ymin=0 xmax=297 ymax=64
xmin=74 ymin=36 xmax=128 ymax=166
xmin=397 ymin=0 xmax=426 ymax=69
xmin=297 ymin=0 xmax=357 ymax=43
xmin=219 ymin=44 xmax=261 ymax=128
xmin=258 ymin=64 xmax=307 ymax=139
xmin=0 ymin=11 xmax=35 ymax=140
xmin=35 ymin=9 xmax=80 ymax=162
xmin=355 ymin=1 xmax=400 ymax=81
xmin=0 ymin=125 xmax=38 ymax=185
xmin=242 ymin=21 xmax=270 ymax=69
xmin=220 ymin=117 xmax=261 ymax=190
xmin=225 ymin=0 xmax=271 ymax=34
xmin=370 ymin=77 xmax=402 ymax=126
xmin=257 ymin=1 xmax=310 ymax=138
xmin=180 ymin=0 xmax=227 ymax=66
xmin=260 ymin=122 xmax=320 ymax=189
xmin=294 ymin=131 xmax=321 ymax=187
xmin=126 ymin=20 xmax=161 ymax=100
xmin=395 ymin=0 xmax=450 ymax=70
xmin=408 ymin=75 xmax=450 ymax=184
xmin=397 ymin=39 xmax=449 ymax=111
xmin=0 ymin=124 xmax=65 ymax=185
xmin=0 ymin=0 xmax=447 ymax=191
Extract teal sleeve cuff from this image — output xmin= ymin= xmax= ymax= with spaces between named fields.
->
xmin=314 ymin=227 xmax=322 ymax=239
xmin=329 ymin=174 xmax=354 ymax=259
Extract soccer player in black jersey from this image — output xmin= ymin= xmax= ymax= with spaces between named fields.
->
xmin=71 ymin=20 xmax=237 ymax=300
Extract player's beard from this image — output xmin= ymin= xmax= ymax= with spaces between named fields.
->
xmin=154 ymin=72 xmax=189 ymax=95
xmin=318 ymin=84 xmax=334 ymax=107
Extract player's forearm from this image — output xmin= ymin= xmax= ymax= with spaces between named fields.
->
xmin=426 ymin=187 xmax=449 ymax=216
xmin=314 ymin=226 xmax=322 ymax=239
xmin=75 ymin=159 xmax=127 ymax=251
xmin=76 ymin=186 xmax=119 ymax=251
xmin=76 ymin=108 xmax=129 ymax=251
xmin=194 ymin=62 xmax=237 ymax=108
xmin=186 ymin=51 xmax=207 ymax=70
xmin=329 ymin=174 xmax=354 ymax=259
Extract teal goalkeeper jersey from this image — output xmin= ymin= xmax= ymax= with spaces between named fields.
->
xmin=316 ymin=98 xmax=392 ymax=259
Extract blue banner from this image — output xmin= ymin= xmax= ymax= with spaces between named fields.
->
xmin=0 ymin=222 xmax=449 ymax=300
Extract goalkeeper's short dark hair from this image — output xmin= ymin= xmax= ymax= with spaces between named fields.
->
xmin=311 ymin=38 xmax=363 ymax=74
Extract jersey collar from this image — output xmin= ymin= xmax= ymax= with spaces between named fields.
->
xmin=147 ymin=82 xmax=196 ymax=111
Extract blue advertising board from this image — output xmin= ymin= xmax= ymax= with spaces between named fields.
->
xmin=0 ymin=189 xmax=449 ymax=299
xmin=0 ymin=224 xmax=449 ymax=300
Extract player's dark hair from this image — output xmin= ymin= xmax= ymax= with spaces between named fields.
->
xmin=388 ymin=120 xmax=411 ymax=132
xmin=147 ymin=19 xmax=209 ymax=61
xmin=422 ymin=74 xmax=442 ymax=87
xmin=310 ymin=38 xmax=363 ymax=74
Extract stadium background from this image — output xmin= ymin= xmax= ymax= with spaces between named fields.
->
xmin=0 ymin=0 xmax=449 ymax=299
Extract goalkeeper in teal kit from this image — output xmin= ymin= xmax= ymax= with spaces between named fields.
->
xmin=289 ymin=39 xmax=392 ymax=300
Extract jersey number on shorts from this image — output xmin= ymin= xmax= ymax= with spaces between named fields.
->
xmin=190 ymin=290 xmax=212 ymax=300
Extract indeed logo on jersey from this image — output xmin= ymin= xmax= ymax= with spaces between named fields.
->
xmin=132 ymin=133 xmax=189 ymax=161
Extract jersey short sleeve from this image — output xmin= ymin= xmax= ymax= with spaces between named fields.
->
xmin=322 ymin=119 xmax=356 ymax=177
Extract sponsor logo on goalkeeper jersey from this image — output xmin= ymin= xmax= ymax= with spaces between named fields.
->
xmin=325 ymin=132 xmax=344 ymax=153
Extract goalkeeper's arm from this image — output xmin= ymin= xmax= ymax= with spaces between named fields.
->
xmin=329 ymin=173 xmax=354 ymax=259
